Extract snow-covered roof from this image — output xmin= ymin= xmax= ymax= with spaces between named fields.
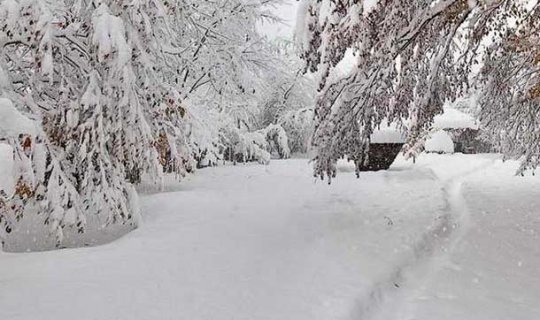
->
xmin=368 ymin=106 xmax=477 ymax=144
xmin=433 ymin=107 xmax=479 ymax=130
xmin=370 ymin=123 xmax=406 ymax=144
xmin=0 ymin=98 xmax=37 ymax=137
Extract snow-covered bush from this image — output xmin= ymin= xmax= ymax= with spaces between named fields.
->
xmin=279 ymin=108 xmax=314 ymax=154
xmin=425 ymin=130 xmax=455 ymax=154
xmin=187 ymin=106 xmax=222 ymax=169
xmin=264 ymin=124 xmax=291 ymax=159
xmin=254 ymin=41 xmax=316 ymax=156
xmin=0 ymin=98 xmax=82 ymax=243
xmin=221 ymin=124 xmax=290 ymax=164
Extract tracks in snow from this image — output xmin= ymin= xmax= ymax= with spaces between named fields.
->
xmin=351 ymin=160 xmax=495 ymax=320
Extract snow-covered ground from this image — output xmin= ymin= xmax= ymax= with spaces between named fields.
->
xmin=1 ymin=155 xmax=539 ymax=320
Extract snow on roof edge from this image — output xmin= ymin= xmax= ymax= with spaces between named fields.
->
xmin=433 ymin=106 xmax=479 ymax=130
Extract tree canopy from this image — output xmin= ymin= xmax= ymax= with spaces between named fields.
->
xmin=298 ymin=0 xmax=539 ymax=180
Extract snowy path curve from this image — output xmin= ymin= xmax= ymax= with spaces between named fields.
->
xmin=0 ymin=159 xmax=448 ymax=320
xmin=356 ymin=158 xmax=497 ymax=320
xmin=2 ymin=156 xmax=539 ymax=320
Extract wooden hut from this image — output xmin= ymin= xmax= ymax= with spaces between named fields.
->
xmin=361 ymin=125 xmax=406 ymax=171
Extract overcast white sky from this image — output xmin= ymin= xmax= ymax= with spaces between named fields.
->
xmin=259 ymin=0 xmax=300 ymax=40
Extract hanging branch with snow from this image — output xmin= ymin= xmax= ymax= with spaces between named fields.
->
xmin=0 ymin=0 xmax=194 ymax=244
xmin=475 ymin=3 xmax=540 ymax=173
xmin=297 ymin=0 xmax=527 ymax=180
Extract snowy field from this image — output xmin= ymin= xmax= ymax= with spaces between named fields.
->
xmin=1 ymin=155 xmax=539 ymax=320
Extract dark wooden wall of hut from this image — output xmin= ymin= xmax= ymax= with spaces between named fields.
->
xmin=360 ymin=143 xmax=404 ymax=171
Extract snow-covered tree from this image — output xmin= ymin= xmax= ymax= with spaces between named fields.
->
xmin=279 ymin=107 xmax=314 ymax=154
xmin=0 ymin=0 xmax=300 ymax=246
xmin=297 ymin=0 xmax=527 ymax=180
xmin=476 ymin=3 xmax=540 ymax=173
xmin=174 ymin=1 xmax=309 ymax=165
xmin=221 ymin=123 xmax=290 ymax=164
xmin=251 ymin=41 xmax=316 ymax=155
xmin=0 ymin=0 xmax=196 ymax=244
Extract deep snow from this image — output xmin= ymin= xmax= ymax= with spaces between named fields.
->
xmin=1 ymin=155 xmax=539 ymax=320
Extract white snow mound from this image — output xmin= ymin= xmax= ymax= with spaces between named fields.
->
xmin=425 ymin=130 xmax=454 ymax=153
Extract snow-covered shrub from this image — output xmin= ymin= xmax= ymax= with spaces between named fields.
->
xmin=253 ymin=41 xmax=316 ymax=156
xmin=0 ymin=98 xmax=83 ymax=244
xmin=264 ymin=124 xmax=291 ymax=159
xmin=220 ymin=124 xmax=290 ymax=164
xmin=220 ymin=127 xmax=270 ymax=165
xmin=182 ymin=102 xmax=223 ymax=169
xmin=425 ymin=130 xmax=455 ymax=154
xmin=279 ymin=108 xmax=314 ymax=154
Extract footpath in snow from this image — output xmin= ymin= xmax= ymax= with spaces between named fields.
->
xmin=1 ymin=155 xmax=539 ymax=320
xmin=380 ymin=156 xmax=540 ymax=320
